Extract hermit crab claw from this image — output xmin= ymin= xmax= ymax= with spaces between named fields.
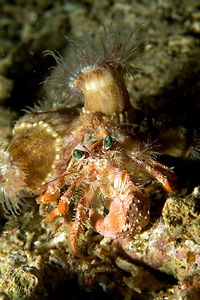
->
xmin=89 ymin=170 xmax=150 ymax=239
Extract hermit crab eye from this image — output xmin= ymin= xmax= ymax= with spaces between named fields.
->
xmin=103 ymin=135 xmax=113 ymax=150
xmin=72 ymin=149 xmax=85 ymax=161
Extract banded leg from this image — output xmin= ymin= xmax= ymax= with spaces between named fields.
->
xmin=45 ymin=174 xmax=85 ymax=222
xmin=69 ymin=184 xmax=94 ymax=254
xmin=137 ymin=157 xmax=176 ymax=192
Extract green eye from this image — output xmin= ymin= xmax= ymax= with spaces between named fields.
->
xmin=72 ymin=149 xmax=85 ymax=161
xmin=103 ymin=135 xmax=113 ymax=150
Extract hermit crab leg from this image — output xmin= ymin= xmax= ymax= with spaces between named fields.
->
xmin=133 ymin=157 xmax=176 ymax=192
xmin=69 ymin=184 xmax=94 ymax=254
xmin=36 ymin=138 xmax=84 ymax=204
xmin=36 ymin=184 xmax=61 ymax=204
xmin=36 ymin=168 xmax=76 ymax=204
xmin=45 ymin=173 xmax=85 ymax=222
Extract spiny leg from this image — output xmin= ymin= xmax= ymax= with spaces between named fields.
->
xmin=45 ymin=174 xmax=85 ymax=222
xmin=129 ymin=146 xmax=176 ymax=192
xmin=36 ymin=182 xmax=61 ymax=204
xmin=69 ymin=184 xmax=94 ymax=254
xmin=137 ymin=158 xmax=176 ymax=192
xmin=36 ymin=169 xmax=78 ymax=204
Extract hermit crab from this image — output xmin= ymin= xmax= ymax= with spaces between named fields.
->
xmin=0 ymin=24 xmax=176 ymax=254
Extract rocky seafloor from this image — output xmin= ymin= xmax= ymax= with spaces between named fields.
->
xmin=0 ymin=0 xmax=199 ymax=299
